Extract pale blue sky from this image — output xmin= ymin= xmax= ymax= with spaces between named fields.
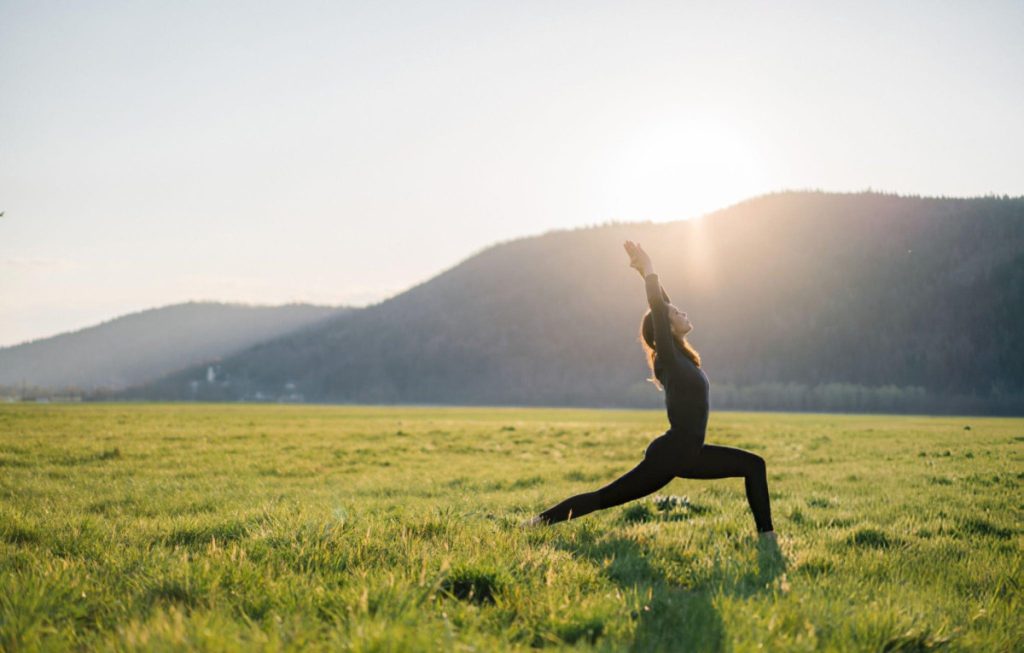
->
xmin=2 ymin=1 xmax=1022 ymax=346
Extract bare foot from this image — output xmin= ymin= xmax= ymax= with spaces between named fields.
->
xmin=519 ymin=515 xmax=544 ymax=530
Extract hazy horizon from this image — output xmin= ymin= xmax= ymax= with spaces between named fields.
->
xmin=2 ymin=1 xmax=1022 ymax=347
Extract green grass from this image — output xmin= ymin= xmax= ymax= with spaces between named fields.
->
xmin=0 ymin=403 xmax=1021 ymax=651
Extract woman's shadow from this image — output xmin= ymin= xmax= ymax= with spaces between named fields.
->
xmin=548 ymin=521 xmax=787 ymax=652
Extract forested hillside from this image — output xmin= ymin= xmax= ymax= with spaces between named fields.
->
xmin=0 ymin=302 xmax=348 ymax=393
xmin=124 ymin=192 xmax=1024 ymax=414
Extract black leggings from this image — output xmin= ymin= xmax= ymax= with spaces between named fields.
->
xmin=537 ymin=435 xmax=774 ymax=532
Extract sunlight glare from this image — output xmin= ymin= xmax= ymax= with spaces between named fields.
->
xmin=606 ymin=118 xmax=765 ymax=220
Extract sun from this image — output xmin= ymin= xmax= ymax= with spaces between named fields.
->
xmin=604 ymin=118 xmax=766 ymax=220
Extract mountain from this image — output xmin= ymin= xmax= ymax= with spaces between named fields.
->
xmin=0 ymin=302 xmax=350 ymax=393
xmin=125 ymin=191 xmax=1024 ymax=415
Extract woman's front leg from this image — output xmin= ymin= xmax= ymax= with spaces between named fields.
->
xmin=677 ymin=444 xmax=774 ymax=533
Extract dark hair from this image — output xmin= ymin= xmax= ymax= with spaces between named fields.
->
xmin=639 ymin=310 xmax=701 ymax=390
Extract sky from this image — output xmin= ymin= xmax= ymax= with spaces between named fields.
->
xmin=1 ymin=1 xmax=1022 ymax=347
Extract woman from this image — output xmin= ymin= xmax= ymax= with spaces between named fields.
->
xmin=525 ymin=240 xmax=775 ymax=539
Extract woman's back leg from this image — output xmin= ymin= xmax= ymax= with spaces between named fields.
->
xmin=537 ymin=457 xmax=674 ymax=525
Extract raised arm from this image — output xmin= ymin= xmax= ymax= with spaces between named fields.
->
xmin=644 ymin=271 xmax=670 ymax=312
xmin=644 ymin=272 xmax=679 ymax=365
xmin=657 ymin=279 xmax=671 ymax=305
xmin=624 ymin=240 xmax=679 ymax=370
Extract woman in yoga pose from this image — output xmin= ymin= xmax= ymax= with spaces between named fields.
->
xmin=526 ymin=240 xmax=775 ymax=539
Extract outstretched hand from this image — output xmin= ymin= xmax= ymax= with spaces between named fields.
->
xmin=623 ymin=240 xmax=654 ymax=278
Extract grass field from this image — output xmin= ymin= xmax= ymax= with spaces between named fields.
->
xmin=0 ymin=403 xmax=1021 ymax=652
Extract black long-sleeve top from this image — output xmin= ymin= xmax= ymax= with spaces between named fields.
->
xmin=644 ymin=272 xmax=710 ymax=437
